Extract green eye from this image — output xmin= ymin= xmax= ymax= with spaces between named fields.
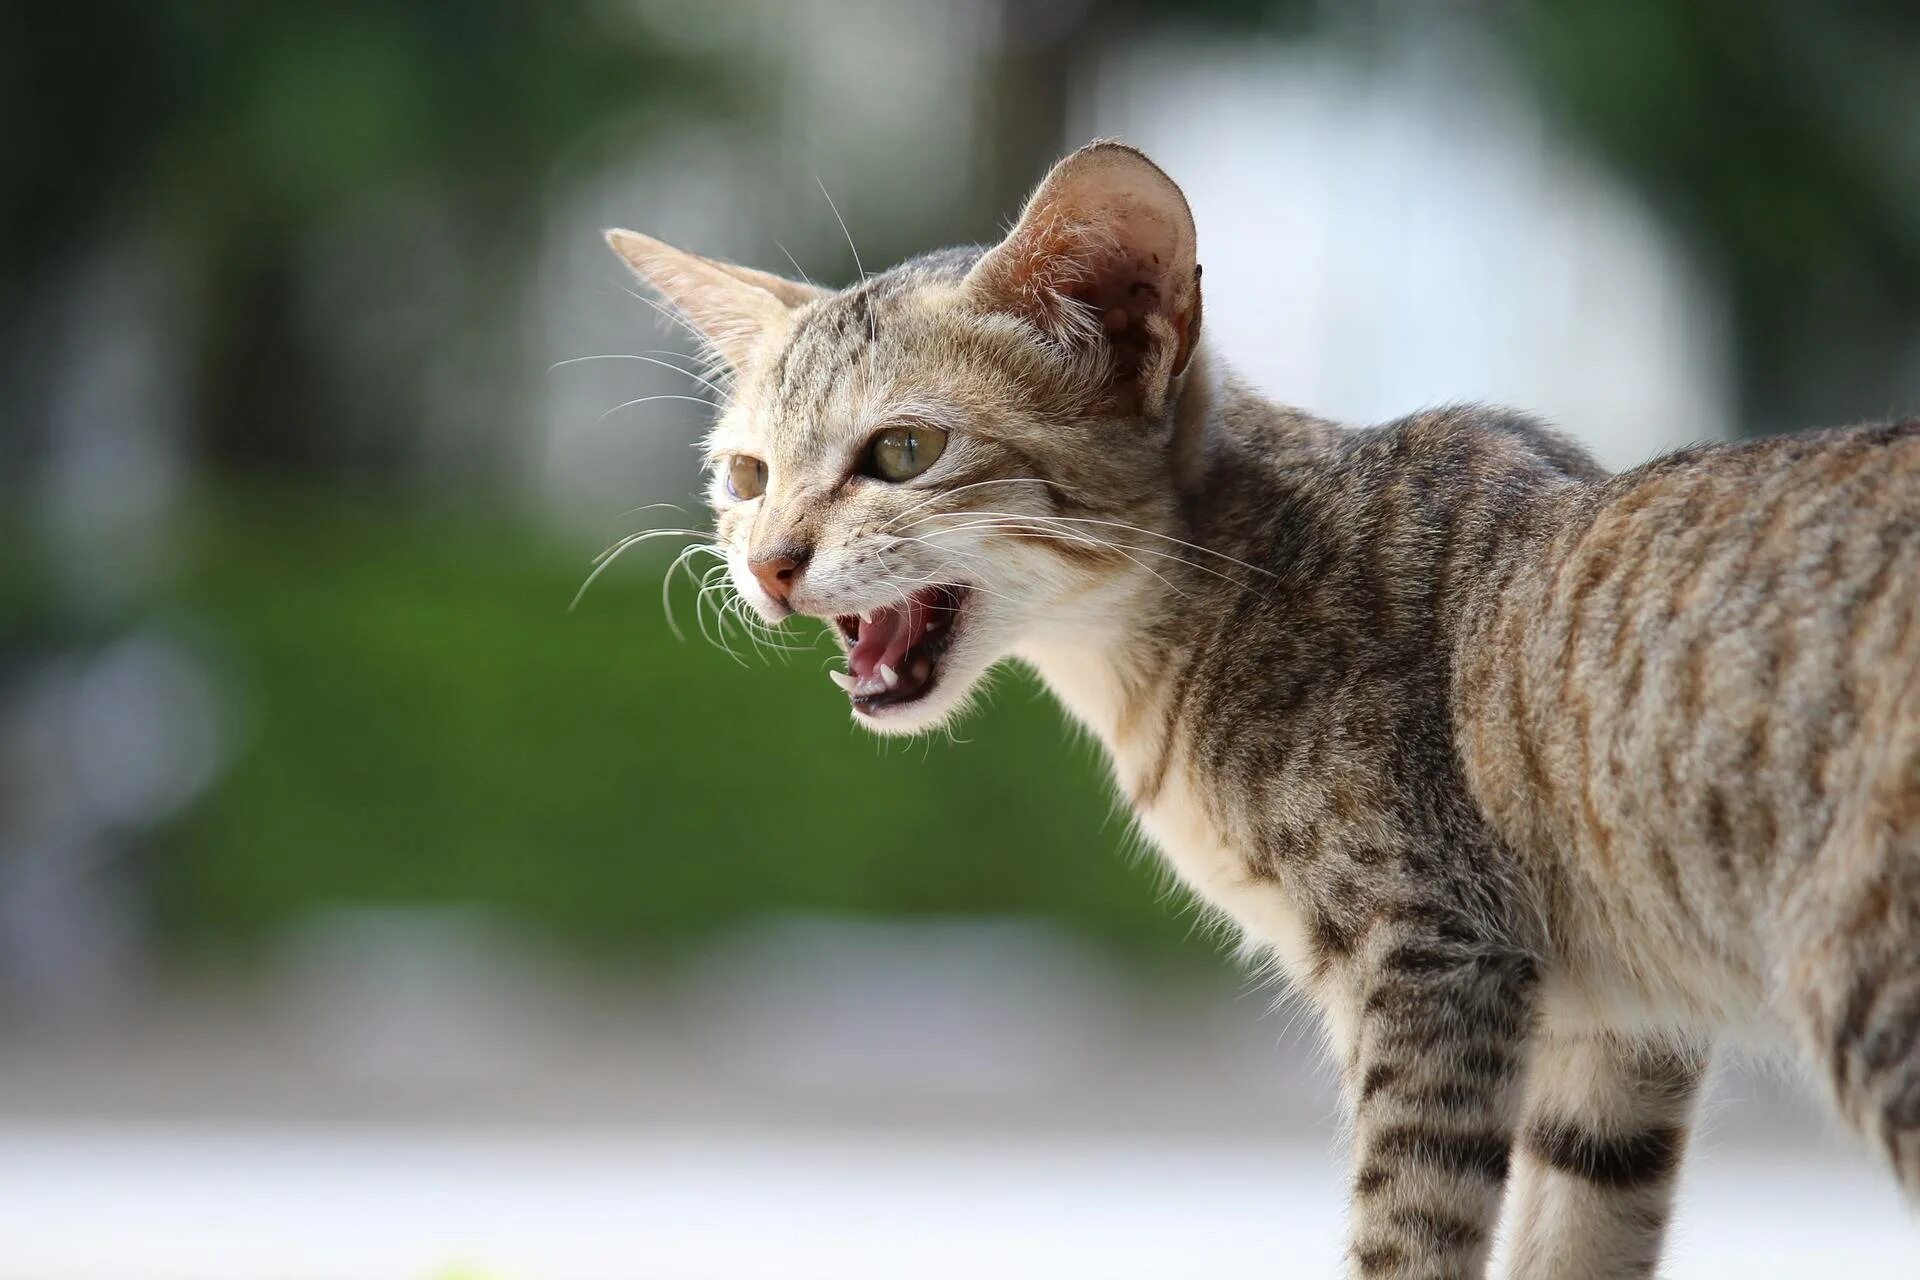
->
xmin=725 ymin=455 xmax=767 ymax=500
xmin=865 ymin=424 xmax=948 ymax=482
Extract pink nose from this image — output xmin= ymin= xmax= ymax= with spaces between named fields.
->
xmin=749 ymin=548 xmax=808 ymax=603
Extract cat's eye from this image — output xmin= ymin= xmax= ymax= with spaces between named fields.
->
xmin=725 ymin=455 xmax=767 ymax=500
xmin=864 ymin=423 xmax=948 ymax=482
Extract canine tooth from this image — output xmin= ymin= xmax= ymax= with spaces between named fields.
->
xmin=860 ymin=610 xmax=874 ymax=624
xmin=878 ymin=663 xmax=899 ymax=689
xmin=828 ymin=669 xmax=856 ymax=692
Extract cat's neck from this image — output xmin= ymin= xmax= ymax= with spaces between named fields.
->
xmin=1016 ymin=353 xmax=1337 ymax=760
xmin=1015 ymin=607 xmax=1161 ymax=757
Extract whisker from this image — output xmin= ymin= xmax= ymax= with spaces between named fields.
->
xmin=909 ymin=508 xmax=1279 ymax=583
xmin=613 ymin=284 xmax=709 ymax=352
xmin=695 ymin=565 xmax=750 ymax=666
xmin=661 ymin=541 xmax=725 ymax=641
xmin=549 ymin=353 xmax=644 ymax=371
xmin=572 ymin=529 xmax=709 ymax=611
xmin=992 ymin=525 xmax=1246 ymax=597
xmin=773 ymin=239 xmax=817 ymax=288
xmin=725 ymin=591 xmax=813 ymax=655
xmin=879 ymin=477 xmax=1070 ymax=532
xmin=595 ymin=393 xmax=720 ymax=426
xmin=549 ymin=352 xmax=729 ymax=399
xmin=910 ymin=513 xmax=1239 ymax=599
xmin=905 ymin=522 xmax=1191 ymax=600
xmin=726 ymin=595 xmax=769 ymax=662
xmin=660 ymin=545 xmax=698 ymax=641
xmin=815 ymin=174 xmax=865 ymax=280
xmin=613 ymin=500 xmax=688 ymax=520
xmin=735 ymin=600 xmax=812 ymax=659
xmin=630 ymin=342 xmax=735 ymax=396
xmin=638 ymin=348 xmax=737 ymax=398
xmin=590 ymin=528 xmax=713 ymax=568
xmin=873 ymin=545 xmax=1024 ymax=608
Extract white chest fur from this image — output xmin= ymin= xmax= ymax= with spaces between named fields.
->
xmin=1124 ymin=745 xmax=1322 ymax=980
xmin=1018 ymin=642 xmax=1320 ymax=984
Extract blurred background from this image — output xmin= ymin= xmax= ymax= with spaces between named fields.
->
xmin=4 ymin=2 xmax=1919 ymax=1277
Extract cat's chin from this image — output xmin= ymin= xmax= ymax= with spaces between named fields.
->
xmin=848 ymin=667 xmax=983 ymax=736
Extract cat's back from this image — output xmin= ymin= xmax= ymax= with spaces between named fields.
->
xmin=1457 ymin=419 xmax=1920 ymax=1019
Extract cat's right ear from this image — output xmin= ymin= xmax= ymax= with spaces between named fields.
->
xmin=964 ymin=141 xmax=1202 ymax=418
xmin=604 ymin=229 xmax=827 ymax=370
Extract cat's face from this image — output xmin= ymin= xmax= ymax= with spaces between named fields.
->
xmin=608 ymin=143 xmax=1202 ymax=735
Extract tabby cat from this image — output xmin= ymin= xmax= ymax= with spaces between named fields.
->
xmin=604 ymin=141 xmax=1920 ymax=1277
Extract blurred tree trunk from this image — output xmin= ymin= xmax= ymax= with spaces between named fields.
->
xmin=1497 ymin=2 xmax=1920 ymax=437
xmin=970 ymin=0 xmax=1105 ymax=233
xmin=195 ymin=237 xmax=336 ymax=473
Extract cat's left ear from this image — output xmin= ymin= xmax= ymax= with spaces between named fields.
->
xmin=605 ymin=229 xmax=827 ymax=370
xmin=965 ymin=141 xmax=1202 ymax=417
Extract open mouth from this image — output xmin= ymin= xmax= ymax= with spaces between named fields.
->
xmin=830 ymin=584 xmax=969 ymax=714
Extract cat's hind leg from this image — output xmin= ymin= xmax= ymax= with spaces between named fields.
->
xmin=1502 ymin=1030 xmax=1707 ymax=1280
xmin=1781 ymin=695 xmax=1920 ymax=1200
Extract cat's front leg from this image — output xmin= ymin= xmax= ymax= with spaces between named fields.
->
xmin=1503 ymin=1031 xmax=1706 ymax=1280
xmin=1341 ymin=910 xmax=1541 ymax=1280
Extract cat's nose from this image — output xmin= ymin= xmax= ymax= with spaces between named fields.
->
xmin=749 ymin=545 xmax=811 ymax=605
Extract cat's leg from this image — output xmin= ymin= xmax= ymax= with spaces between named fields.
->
xmin=1342 ymin=911 xmax=1541 ymax=1280
xmin=1502 ymin=1031 xmax=1707 ymax=1280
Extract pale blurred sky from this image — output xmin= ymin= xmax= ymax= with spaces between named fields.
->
xmin=539 ymin=19 xmax=1731 ymax=527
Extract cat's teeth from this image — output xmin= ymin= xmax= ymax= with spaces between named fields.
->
xmin=859 ymin=610 xmax=874 ymax=624
xmin=828 ymin=669 xmax=856 ymax=692
xmin=878 ymin=663 xmax=899 ymax=689
xmin=911 ymin=656 xmax=931 ymax=680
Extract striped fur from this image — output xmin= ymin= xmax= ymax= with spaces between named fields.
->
xmin=1505 ymin=1034 xmax=1705 ymax=1278
xmin=606 ymin=141 xmax=1920 ymax=1277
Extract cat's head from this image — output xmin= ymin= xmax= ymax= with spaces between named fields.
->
xmin=606 ymin=142 xmax=1204 ymax=734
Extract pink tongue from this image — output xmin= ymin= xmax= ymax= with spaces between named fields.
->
xmin=848 ymin=594 xmax=930 ymax=678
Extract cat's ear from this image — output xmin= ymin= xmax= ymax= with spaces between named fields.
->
xmin=965 ymin=141 xmax=1202 ymax=417
xmin=604 ymin=229 xmax=827 ymax=369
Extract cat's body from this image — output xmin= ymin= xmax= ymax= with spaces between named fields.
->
xmin=1040 ymin=363 xmax=1920 ymax=1275
xmin=605 ymin=141 xmax=1920 ymax=1277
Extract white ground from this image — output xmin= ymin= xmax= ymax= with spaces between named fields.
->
xmin=0 ymin=1119 xmax=1911 ymax=1280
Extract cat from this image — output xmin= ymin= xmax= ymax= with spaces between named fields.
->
xmin=604 ymin=141 xmax=1920 ymax=1278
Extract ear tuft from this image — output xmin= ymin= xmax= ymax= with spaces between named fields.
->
xmin=604 ymin=229 xmax=825 ymax=370
xmin=966 ymin=141 xmax=1202 ymax=416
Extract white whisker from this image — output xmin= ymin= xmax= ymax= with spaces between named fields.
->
xmin=549 ymin=352 xmax=729 ymax=399
xmin=595 ymin=393 xmax=720 ymax=426
xmin=815 ymin=174 xmax=866 ymax=280
xmin=572 ymin=528 xmax=711 ymax=611
xmin=879 ymin=477 xmax=1070 ymax=532
xmin=873 ymin=544 xmax=1023 ymax=608
xmin=661 ymin=541 xmax=725 ymax=641
xmin=908 ymin=508 xmax=1277 ymax=581
xmin=613 ymin=500 xmax=687 ymax=519
xmin=613 ymin=284 xmax=707 ymax=352
xmin=694 ymin=565 xmax=749 ymax=666
xmin=905 ymin=521 xmax=1192 ymax=600
xmin=590 ymin=528 xmax=713 ymax=568
xmin=773 ymin=239 xmax=816 ymax=288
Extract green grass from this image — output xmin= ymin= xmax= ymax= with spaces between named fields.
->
xmin=148 ymin=484 xmax=1206 ymax=964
